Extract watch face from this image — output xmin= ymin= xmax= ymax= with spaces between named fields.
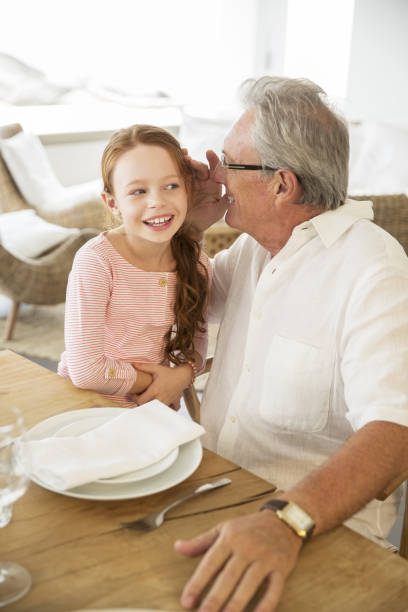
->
xmin=284 ymin=503 xmax=314 ymax=531
xmin=277 ymin=502 xmax=315 ymax=538
xmin=261 ymin=499 xmax=315 ymax=539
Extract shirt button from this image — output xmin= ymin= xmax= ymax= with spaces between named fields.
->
xmin=246 ymin=363 xmax=251 ymax=373
xmin=158 ymin=277 xmax=167 ymax=287
xmin=108 ymin=368 xmax=116 ymax=378
xmin=253 ymin=311 xmax=262 ymax=320
xmin=230 ymin=415 xmax=237 ymax=423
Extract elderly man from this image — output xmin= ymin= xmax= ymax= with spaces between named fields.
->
xmin=175 ymin=76 xmax=408 ymax=611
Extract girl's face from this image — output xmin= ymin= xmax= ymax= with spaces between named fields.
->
xmin=104 ymin=144 xmax=188 ymax=245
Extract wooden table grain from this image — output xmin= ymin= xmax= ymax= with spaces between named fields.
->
xmin=1 ymin=349 xmax=408 ymax=612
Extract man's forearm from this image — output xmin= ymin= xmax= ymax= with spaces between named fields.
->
xmin=279 ymin=420 xmax=408 ymax=536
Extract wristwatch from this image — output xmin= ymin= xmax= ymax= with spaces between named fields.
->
xmin=260 ymin=499 xmax=315 ymax=540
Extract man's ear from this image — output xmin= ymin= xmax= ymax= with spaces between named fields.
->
xmin=272 ymin=170 xmax=303 ymax=209
xmin=101 ymin=190 xmax=120 ymax=216
xmin=273 ymin=169 xmax=298 ymax=196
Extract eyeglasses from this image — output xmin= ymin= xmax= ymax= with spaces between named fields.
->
xmin=220 ymin=153 xmax=278 ymax=172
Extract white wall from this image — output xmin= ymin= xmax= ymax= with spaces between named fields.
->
xmin=43 ymin=138 xmax=109 ymax=186
xmin=254 ymin=0 xmax=288 ymax=76
xmin=346 ymin=0 xmax=408 ymax=126
xmin=284 ymin=0 xmax=355 ymax=101
xmin=256 ymin=0 xmax=408 ymax=127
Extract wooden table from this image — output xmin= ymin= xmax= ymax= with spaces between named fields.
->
xmin=1 ymin=349 xmax=408 ymax=612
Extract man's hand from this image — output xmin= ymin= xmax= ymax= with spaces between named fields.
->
xmin=175 ymin=510 xmax=303 ymax=612
xmin=133 ymin=363 xmax=193 ymax=407
xmin=184 ymin=150 xmax=229 ymax=234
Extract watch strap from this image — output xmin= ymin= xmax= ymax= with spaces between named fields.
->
xmin=260 ymin=499 xmax=288 ymax=512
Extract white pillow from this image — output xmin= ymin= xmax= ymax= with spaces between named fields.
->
xmin=348 ymin=121 xmax=408 ymax=195
xmin=51 ymin=178 xmax=103 ymax=211
xmin=0 ymin=131 xmax=64 ymax=208
xmin=0 ymin=210 xmax=79 ymax=259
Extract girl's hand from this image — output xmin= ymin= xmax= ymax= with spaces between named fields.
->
xmin=129 ymin=367 xmax=153 ymax=394
xmin=134 ymin=363 xmax=193 ymax=407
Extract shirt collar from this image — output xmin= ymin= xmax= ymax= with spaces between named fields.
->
xmin=295 ymin=198 xmax=374 ymax=248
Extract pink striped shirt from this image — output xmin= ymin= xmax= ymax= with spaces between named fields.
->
xmin=58 ymin=233 xmax=210 ymax=407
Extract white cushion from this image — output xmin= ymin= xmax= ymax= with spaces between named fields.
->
xmin=0 ymin=131 xmax=103 ymax=214
xmin=51 ymin=179 xmax=103 ymax=212
xmin=0 ymin=131 xmax=64 ymax=208
xmin=348 ymin=121 xmax=408 ymax=195
xmin=0 ymin=210 xmax=79 ymax=259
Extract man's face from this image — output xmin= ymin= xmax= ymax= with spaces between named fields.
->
xmin=213 ymin=110 xmax=317 ymax=254
xmin=214 ymin=110 xmax=278 ymax=240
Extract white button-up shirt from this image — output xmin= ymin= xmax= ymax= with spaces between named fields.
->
xmin=202 ymin=199 xmax=408 ymax=539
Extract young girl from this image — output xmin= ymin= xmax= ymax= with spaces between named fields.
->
xmin=58 ymin=125 xmax=210 ymax=409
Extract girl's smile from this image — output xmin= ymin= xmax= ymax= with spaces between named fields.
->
xmin=143 ymin=214 xmax=175 ymax=230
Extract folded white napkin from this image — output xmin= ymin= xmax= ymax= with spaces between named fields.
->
xmin=26 ymin=401 xmax=205 ymax=490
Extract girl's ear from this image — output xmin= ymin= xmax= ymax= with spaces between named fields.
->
xmin=101 ymin=190 xmax=120 ymax=216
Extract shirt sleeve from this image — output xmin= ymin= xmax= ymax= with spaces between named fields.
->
xmin=341 ymin=262 xmax=408 ymax=431
xmin=62 ymin=245 xmax=137 ymax=396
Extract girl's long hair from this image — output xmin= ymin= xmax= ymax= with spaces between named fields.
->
xmin=101 ymin=124 xmax=208 ymax=365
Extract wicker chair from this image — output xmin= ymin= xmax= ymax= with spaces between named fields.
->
xmin=203 ymin=221 xmax=241 ymax=257
xmin=0 ymin=228 xmax=98 ymax=340
xmin=354 ymin=193 xmax=408 ymax=253
xmin=0 ymin=123 xmax=109 ymax=230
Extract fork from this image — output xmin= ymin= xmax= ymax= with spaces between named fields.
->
xmin=121 ymin=477 xmax=232 ymax=531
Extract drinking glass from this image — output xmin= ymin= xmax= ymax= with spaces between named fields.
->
xmin=0 ymin=406 xmax=31 ymax=606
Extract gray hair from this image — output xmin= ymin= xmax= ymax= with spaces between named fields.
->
xmin=240 ymin=76 xmax=349 ymax=211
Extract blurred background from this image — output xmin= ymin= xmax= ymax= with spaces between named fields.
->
xmin=1 ymin=0 xmax=407 ymax=122
xmin=0 ymin=0 xmax=406 ymax=118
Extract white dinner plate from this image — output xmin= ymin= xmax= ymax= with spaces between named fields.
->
xmin=54 ymin=416 xmax=179 ymax=483
xmin=27 ymin=407 xmax=203 ymax=501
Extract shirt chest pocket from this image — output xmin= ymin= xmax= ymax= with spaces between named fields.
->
xmin=259 ymin=335 xmax=333 ymax=432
